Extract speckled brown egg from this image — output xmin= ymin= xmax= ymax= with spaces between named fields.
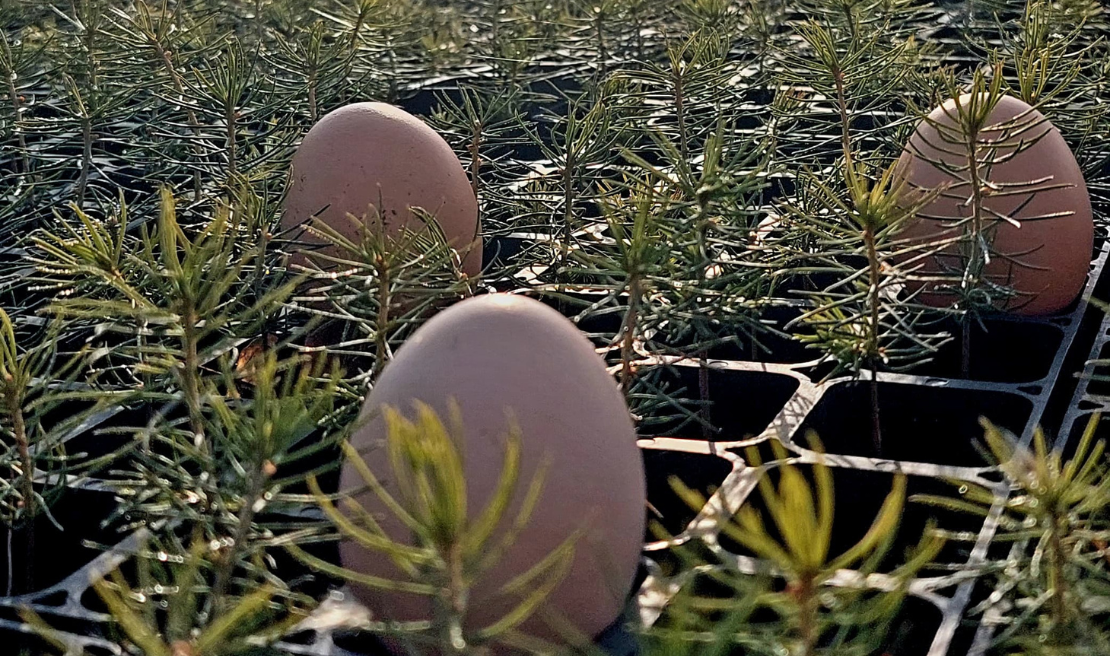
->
xmin=896 ymin=94 xmax=1093 ymax=315
xmin=283 ymin=102 xmax=481 ymax=277
xmin=340 ymin=294 xmax=645 ymax=648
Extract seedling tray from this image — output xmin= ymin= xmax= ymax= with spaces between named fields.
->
xmin=2 ymin=235 xmax=1102 ymax=656
xmin=632 ymin=241 xmax=1110 ymax=656
xmin=2 ymin=2 xmax=1109 ymax=654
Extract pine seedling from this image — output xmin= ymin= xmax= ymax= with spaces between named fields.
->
xmin=0 ymin=310 xmax=43 ymax=561
xmin=622 ymin=120 xmax=774 ymax=346
xmin=530 ymin=94 xmax=624 ymax=289
xmin=905 ymin=66 xmax=1061 ymax=374
xmin=580 ymin=0 xmax=675 ymax=56
xmin=548 ymin=0 xmax=631 ymax=80
xmin=28 ymin=188 xmax=352 ymax=603
xmin=0 ymin=25 xmax=41 ymax=180
xmin=784 ymin=159 xmax=952 ymax=453
xmin=24 ymin=531 xmax=311 ymax=656
xmin=183 ymin=38 xmax=283 ymax=186
xmin=914 ymin=415 xmax=1110 ymax=652
xmin=622 ymin=121 xmax=775 ymax=438
xmin=739 ymin=0 xmax=788 ymax=74
xmin=428 ymin=85 xmax=530 ymax=237
xmin=468 ymin=0 xmax=558 ymax=86
xmin=676 ymin=0 xmax=743 ymax=36
xmin=289 ymin=401 xmax=581 ymax=655
xmin=1003 ymin=1 xmax=1098 ymax=108
xmin=289 ymin=204 xmax=474 ymax=382
xmin=567 ymin=177 xmax=675 ymax=395
xmin=656 ymin=436 xmax=943 ymax=656
xmin=0 ymin=18 xmax=49 ymax=264
xmin=776 ymin=18 xmax=950 ymax=452
xmin=616 ymin=31 xmax=735 ymax=166
xmin=45 ymin=0 xmax=145 ymax=213
xmin=86 ymin=347 xmax=356 ymax=623
xmin=304 ymin=0 xmax=376 ymax=99
xmin=0 ymin=308 xmax=107 ymax=593
xmin=98 ymin=0 xmax=221 ymax=201
xmin=326 ymin=0 xmax=472 ymax=103
xmin=995 ymin=1 xmax=1110 ymax=184
xmin=265 ymin=19 xmax=359 ymax=124
xmin=201 ymin=350 xmax=343 ymax=615
xmin=772 ymin=11 xmax=933 ymax=169
xmin=34 ymin=188 xmax=299 ymax=450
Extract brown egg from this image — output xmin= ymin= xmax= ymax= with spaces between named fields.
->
xmin=340 ymin=294 xmax=645 ymax=648
xmin=896 ymin=94 xmax=1093 ymax=315
xmin=283 ymin=102 xmax=481 ymax=277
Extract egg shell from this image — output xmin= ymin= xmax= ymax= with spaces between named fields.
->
xmin=340 ymin=294 xmax=645 ymax=646
xmin=896 ymin=94 xmax=1093 ymax=315
xmin=283 ymin=102 xmax=481 ymax=277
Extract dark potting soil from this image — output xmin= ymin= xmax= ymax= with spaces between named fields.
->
xmin=1037 ymin=300 xmax=1110 ymax=440
xmin=693 ymin=306 xmax=821 ymax=366
xmin=885 ymin=596 xmax=945 ymax=656
xmin=1061 ymin=412 xmax=1106 ymax=458
xmin=0 ymin=488 xmax=122 ymax=597
xmin=637 ymin=366 xmax=800 ymax=442
xmin=642 ymin=448 xmax=733 ymax=541
xmin=794 ymin=381 xmax=1033 ymax=467
xmin=482 ymin=233 xmax=531 ymax=272
xmin=910 ymin=318 xmax=1063 ymax=384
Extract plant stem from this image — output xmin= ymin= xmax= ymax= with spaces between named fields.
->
xmin=797 ymin=575 xmax=819 ymax=656
xmin=253 ymin=0 xmax=264 ymax=45
xmin=489 ymin=0 xmax=501 ymax=51
xmin=467 ymin=122 xmax=483 ymax=266
xmin=75 ymin=0 xmax=99 ymax=210
xmin=864 ymin=225 xmax=883 ymax=454
xmin=349 ymin=3 xmax=367 ymax=55
xmin=341 ymin=3 xmax=367 ymax=101
xmin=153 ymin=41 xmax=204 ymax=199
xmin=225 ymin=101 xmax=237 ymax=179
xmin=833 ymin=68 xmax=853 ymax=171
xmin=699 ymin=350 xmax=712 ymax=441
xmin=180 ymin=307 xmax=206 ymax=452
xmin=77 ymin=115 xmax=93 ymax=210
xmin=1049 ymin=509 xmax=1070 ymax=628
xmin=436 ymin=543 xmax=469 ymax=655
xmin=382 ymin=18 xmax=400 ymax=104
xmin=841 ymin=1 xmax=858 ymax=39
xmin=835 ymin=56 xmax=883 ymax=452
xmin=1 ymin=35 xmax=29 ymax=175
xmin=634 ymin=10 xmax=644 ymax=60
xmin=373 ymin=256 xmax=392 ymax=382
xmin=673 ymin=56 xmax=688 ymax=162
xmin=619 ymin=275 xmax=641 ymax=394
xmin=560 ymin=143 xmax=578 ymax=298
xmin=962 ymin=116 xmax=986 ymax=378
xmin=6 ymin=528 xmax=12 ymax=597
xmin=307 ymin=61 xmax=319 ymax=123
xmin=869 ymin=363 xmax=882 ymax=455
xmin=961 ymin=318 xmax=971 ymax=377
xmin=210 ymin=460 xmax=271 ymax=614
xmin=468 ymin=122 xmax=482 ymax=201
xmin=81 ymin=1 xmax=98 ymax=92
xmin=5 ymin=395 xmax=33 ymax=593
xmin=563 ymin=151 xmax=576 ymax=254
